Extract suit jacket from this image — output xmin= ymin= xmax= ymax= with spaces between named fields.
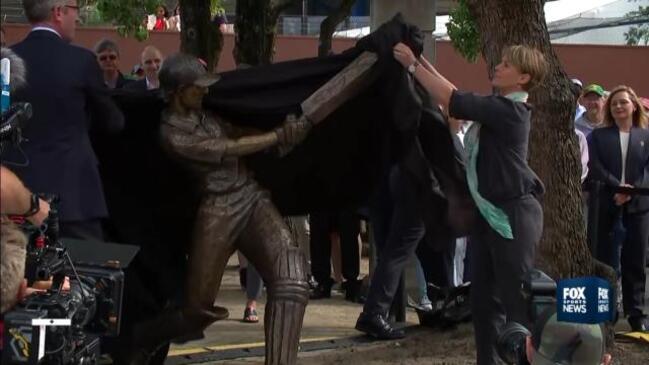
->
xmin=114 ymin=73 xmax=134 ymax=89
xmin=588 ymin=125 xmax=649 ymax=214
xmin=6 ymin=29 xmax=124 ymax=222
xmin=124 ymin=78 xmax=148 ymax=91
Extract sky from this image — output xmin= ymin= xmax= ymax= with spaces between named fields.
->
xmin=544 ymin=0 xmax=619 ymax=22
xmin=434 ymin=0 xmax=622 ymax=35
xmin=337 ymin=0 xmax=633 ymax=38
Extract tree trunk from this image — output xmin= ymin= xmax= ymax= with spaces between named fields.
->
xmin=465 ymin=0 xmax=614 ymax=283
xmin=317 ymin=0 xmax=356 ymax=57
xmin=179 ymin=0 xmax=222 ymax=71
xmin=234 ymin=0 xmax=298 ymax=66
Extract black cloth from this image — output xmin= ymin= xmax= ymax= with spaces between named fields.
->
xmin=309 ymin=209 xmax=360 ymax=285
xmin=449 ymin=91 xmax=544 ymax=203
xmin=98 ymin=14 xmax=474 ymax=354
xmin=104 ymin=14 xmax=473 ymax=247
xmin=4 ymin=30 xmax=124 ymax=222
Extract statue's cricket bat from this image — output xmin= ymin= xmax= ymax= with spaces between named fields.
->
xmin=300 ymin=52 xmax=378 ymax=125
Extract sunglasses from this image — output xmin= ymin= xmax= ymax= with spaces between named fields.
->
xmin=99 ymin=54 xmax=117 ymax=61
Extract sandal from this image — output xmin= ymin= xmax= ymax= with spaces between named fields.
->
xmin=243 ymin=307 xmax=259 ymax=323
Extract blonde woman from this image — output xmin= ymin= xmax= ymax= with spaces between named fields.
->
xmin=588 ymin=85 xmax=649 ymax=332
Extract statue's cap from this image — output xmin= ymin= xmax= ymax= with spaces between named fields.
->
xmin=159 ymin=53 xmax=219 ymax=94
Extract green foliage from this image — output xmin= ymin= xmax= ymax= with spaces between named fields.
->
xmin=78 ymin=4 xmax=105 ymax=26
xmin=87 ymin=0 xmax=223 ymax=41
xmin=446 ymin=0 xmax=480 ymax=63
xmin=94 ymin=0 xmax=160 ymax=41
xmin=623 ymin=6 xmax=649 ymax=46
xmin=210 ymin=0 xmax=225 ymax=17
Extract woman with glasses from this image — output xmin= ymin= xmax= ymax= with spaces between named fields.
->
xmin=94 ymin=38 xmax=132 ymax=89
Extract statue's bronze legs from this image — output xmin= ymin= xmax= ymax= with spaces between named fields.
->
xmin=130 ymin=195 xmax=308 ymax=365
xmin=264 ymin=247 xmax=309 ymax=365
xmin=237 ymin=197 xmax=309 ymax=365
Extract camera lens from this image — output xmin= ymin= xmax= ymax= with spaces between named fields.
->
xmin=496 ymin=322 xmax=531 ymax=365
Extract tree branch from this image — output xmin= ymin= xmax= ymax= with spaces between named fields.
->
xmin=318 ymin=0 xmax=356 ymax=57
xmin=271 ymin=0 xmax=300 ymax=16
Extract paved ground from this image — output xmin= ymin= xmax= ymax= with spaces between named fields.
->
xmin=166 ymin=255 xmax=399 ymax=361
xmin=164 ymin=255 xmax=649 ymax=365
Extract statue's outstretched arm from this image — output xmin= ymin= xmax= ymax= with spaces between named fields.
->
xmin=223 ymin=132 xmax=278 ymax=157
xmin=224 ymin=112 xmax=315 ymax=157
xmin=163 ymin=117 xmax=314 ymax=162
xmin=163 ymin=124 xmax=277 ymax=162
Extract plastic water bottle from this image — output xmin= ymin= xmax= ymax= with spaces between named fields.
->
xmin=1 ymin=57 xmax=10 ymax=113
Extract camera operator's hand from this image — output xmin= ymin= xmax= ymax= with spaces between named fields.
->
xmin=1 ymin=166 xmax=49 ymax=225
xmin=31 ymin=276 xmax=70 ymax=291
xmin=25 ymin=198 xmax=50 ymax=226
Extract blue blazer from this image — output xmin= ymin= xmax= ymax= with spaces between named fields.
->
xmin=588 ymin=125 xmax=649 ymax=214
xmin=5 ymin=30 xmax=124 ymax=221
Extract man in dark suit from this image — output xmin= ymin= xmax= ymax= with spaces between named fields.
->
xmin=5 ymin=0 xmax=124 ymax=240
xmin=125 ymin=46 xmax=163 ymax=91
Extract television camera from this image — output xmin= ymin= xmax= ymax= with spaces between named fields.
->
xmin=2 ymin=200 xmax=135 ymax=365
xmin=496 ymin=269 xmax=557 ymax=365
xmin=0 ymin=101 xmax=31 ymax=154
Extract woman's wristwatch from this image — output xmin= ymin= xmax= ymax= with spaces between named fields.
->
xmin=23 ymin=193 xmax=40 ymax=217
xmin=407 ymin=60 xmax=420 ymax=75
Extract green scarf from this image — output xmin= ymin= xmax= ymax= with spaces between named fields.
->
xmin=463 ymin=91 xmax=528 ymax=239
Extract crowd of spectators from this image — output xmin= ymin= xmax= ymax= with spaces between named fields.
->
xmin=571 ymin=78 xmax=649 ymax=332
xmin=143 ymin=3 xmax=229 ymax=33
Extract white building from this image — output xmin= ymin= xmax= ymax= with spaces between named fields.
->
xmin=548 ymin=0 xmax=649 ymax=45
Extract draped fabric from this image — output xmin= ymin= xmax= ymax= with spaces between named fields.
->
xmin=94 ymin=15 xmax=476 ymax=334
xmin=103 ymin=14 xmax=473 ymax=248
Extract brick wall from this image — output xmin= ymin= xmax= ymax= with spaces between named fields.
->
xmin=3 ymin=23 xmax=649 ymax=96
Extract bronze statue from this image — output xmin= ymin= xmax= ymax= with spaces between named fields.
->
xmin=132 ymin=53 xmax=312 ymax=365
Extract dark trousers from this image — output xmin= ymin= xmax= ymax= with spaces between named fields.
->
xmin=596 ymin=206 xmax=649 ymax=318
xmin=364 ymin=165 xmax=426 ymax=316
xmin=309 ymin=209 xmax=360 ymax=285
xmin=463 ymin=237 xmax=473 ymax=283
xmin=416 ymin=236 xmax=455 ymax=289
xmin=60 ymin=219 xmax=104 ymax=241
xmin=470 ymin=195 xmax=542 ymax=365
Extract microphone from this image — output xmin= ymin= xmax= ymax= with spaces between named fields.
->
xmin=1 ymin=55 xmax=9 ymax=113
xmin=0 ymin=102 xmax=32 ymax=141
xmin=1 ymin=47 xmax=28 ymax=113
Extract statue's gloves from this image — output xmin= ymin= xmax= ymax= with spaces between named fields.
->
xmin=275 ymin=114 xmax=313 ymax=157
